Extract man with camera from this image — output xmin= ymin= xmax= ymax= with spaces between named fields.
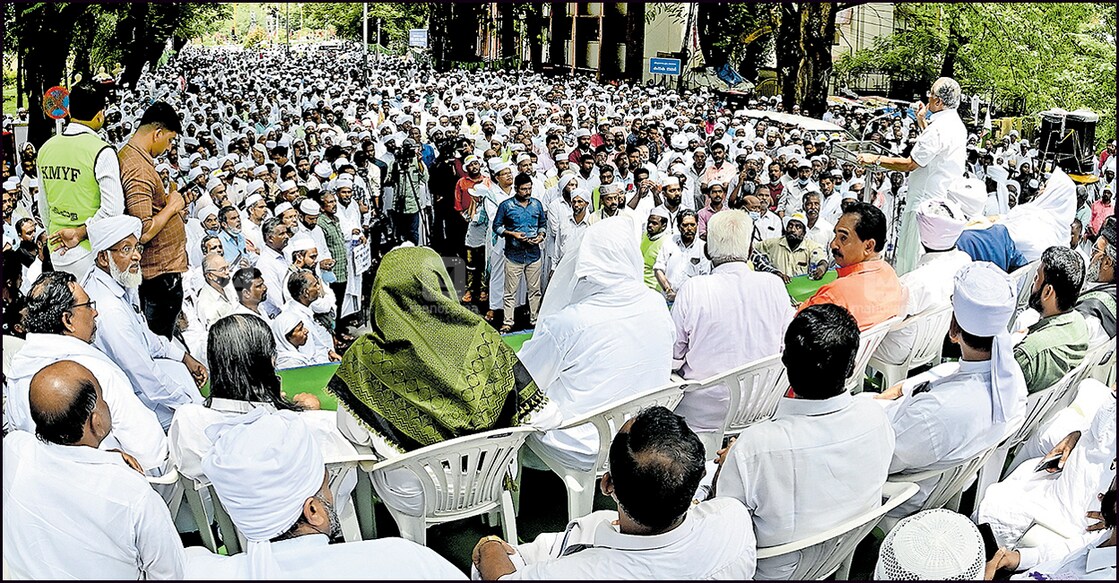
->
xmin=386 ymin=138 xmax=427 ymax=245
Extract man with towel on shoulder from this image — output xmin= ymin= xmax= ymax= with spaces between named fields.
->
xmin=186 ymin=409 xmax=465 ymax=579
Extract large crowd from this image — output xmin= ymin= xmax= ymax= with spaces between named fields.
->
xmin=1 ymin=42 xmax=1116 ymax=580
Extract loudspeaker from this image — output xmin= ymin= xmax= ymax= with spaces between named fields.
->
xmin=1038 ymin=109 xmax=1098 ymax=174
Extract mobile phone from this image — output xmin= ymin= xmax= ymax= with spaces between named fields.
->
xmin=1034 ymin=454 xmax=1062 ymax=472
xmin=976 ymin=522 xmax=999 ymax=562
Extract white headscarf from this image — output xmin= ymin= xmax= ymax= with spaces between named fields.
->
xmin=202 ymin=409 xmax=325 ymax=578
xmin=538 ymin=215 xmax=648 ymax=318
xmin=916 ymin=198 xmax=966 ymax=251
xmin=270 ymin=311 xmax=314 ymax=370
xmin=1002 ymin=167 xmax=1076 ymax=262
xmin=951 ymin=262 xmax=1027 ymax=424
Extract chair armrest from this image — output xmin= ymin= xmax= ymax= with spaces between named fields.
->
xmin=147 ymin=467 xmax=181 ymax=485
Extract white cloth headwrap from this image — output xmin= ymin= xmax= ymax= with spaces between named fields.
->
xmin=916 ymin=198 xmax=966 ymax=251
xmin=952 ymin=262 xmax=1026 ymax=424
xmin=537 ymin=215 xmax=646 ymax=319
xmin=201 ymin=408 xmax=324 ymax=579
xmin=1002 ymin=166 xmax=1076 ymax=262
xmin=87 ymin=215 xmax=142 ymax=254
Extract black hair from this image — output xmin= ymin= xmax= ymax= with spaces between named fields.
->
xmin=272 ymin=145 xmax=289 ymax=158
xmin=262 ymin=216 xmax=286 ymax=238
xmin=232 ymin=267 xmax=262 ymax=296
xmin=783 ymin=304 xmax=861 ymax=398
xmin=24 ymin=271 xmax=78 ymax=335
xmin=950 ymin=315 xmax=995 ymax=352
xmin=607 ymin=406 xmax=706 ymax=531
xmin=287 ymin=268 xmax=315 ymax=302
xmin=676 ymin=209 xmax=698 ymax=227
xmin=633 ymin=166 xmax=650 ymax=180
xmin=30 ymin=368 xmax=98 ymax=445
xmin=218 ymin=205 xmax=238 ymax=224
xmin=842 ymin=201 xmax=888 ymax=252
xmin=1039 ymin=246 xmax=1085 ymax=312
xmin=514 ymin=172 xmax=533 ymax=188
xmin=67 ymin=84 xmax=109 ymax=121
xmin=206 ymin=314 xmax=300 ymax=412
xmin=138 ymin=101 xmax=183 ymax=134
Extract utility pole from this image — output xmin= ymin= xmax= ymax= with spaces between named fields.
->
xmin=285 ymin=2 xmax=290 ymax=58
xmin=376 ymin=18 xmax=381 ymax=63
xmin=363 ymin=3 xmax=369 ymax=83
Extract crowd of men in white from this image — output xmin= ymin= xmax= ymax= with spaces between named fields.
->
xmin=1 ymin=43 xmax=1116 ymax=580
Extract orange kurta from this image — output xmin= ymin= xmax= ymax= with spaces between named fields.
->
xmin=798 ymin=260 xmax=905 ymax=330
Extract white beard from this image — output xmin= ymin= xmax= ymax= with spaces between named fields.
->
xmin=109 ymin=258 xmax=143 ymax=289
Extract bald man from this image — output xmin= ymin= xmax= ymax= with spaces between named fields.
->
xmin=3 ymin=361 xmax=186 ymax=579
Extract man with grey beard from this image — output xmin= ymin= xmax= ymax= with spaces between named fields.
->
xmin=81 ymin=215 xmax=206 ymax=431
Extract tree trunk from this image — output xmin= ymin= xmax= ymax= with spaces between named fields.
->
xmin=499 ymin=3 xmax=515 ymax=60
xmin=547 ymin=2 xmax=567 ymax=68
xmin=525 ymin=6 xmax=546 ymax=72
xmin=22 ymin=5 xmax=83 ymax=147
xmin=623 ymin=2 xmax=645 ymax=82
xmin=776 ymin=2 xmax=837 ymax=117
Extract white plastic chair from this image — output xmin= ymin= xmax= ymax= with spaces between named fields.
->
xmin=368 ymin=426 xmax=536 ymax=546
xmin=867 ymin=305 xmax=953 ymax=388
xmin=146 ymin=467 xmax=185 ymax=527
xmin=756 ymin=481 xmax=919 ymax=580
xmin=972 ymin=362 xmax=1087 ymax=510
xmin=687 ymin=354 xmax=788 ymax=458
xmin=883 ymin=445 xmax=997 ymax=532
xmin=528 ymin=382 xmax=687 ymax=523
xmin=847 ymin=316 xmax=903 ymax=394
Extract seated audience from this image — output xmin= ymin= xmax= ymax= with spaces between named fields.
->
xmin=873 ymin=509 xmax=985 ymax=580
xmin=1015 ymin=245 xmax=1089 ymax=393
xmin=754 ymin=211 xmax=828 ymax=282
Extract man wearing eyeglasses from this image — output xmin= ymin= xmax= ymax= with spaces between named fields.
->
xmin=81 ymin=215 xmax=206 ymax=432
xmin=856 ymin=77 xmax=967 ymax=277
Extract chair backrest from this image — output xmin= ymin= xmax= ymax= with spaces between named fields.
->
xmin=894 ymin=305 xmax=954 ymax=372
xmin=1001 ymin=363 xmax=1085 ymax=451
xmin=1040 ymin=359 xmax=1094 ymax=425
xmin=558 ymin=382 xmax=688 ymax=478
xmin=889 ymin=446 xmax=996 ymax=512
xmin=756 ymin=481 xmax=920 ymax=580
xmin=696 ymin=353 xmax=788 ymax=435
xmin=369 ymin=426 xmax=536 ymax=522
xmin=847 ymin=316 xmax=903 ymax=393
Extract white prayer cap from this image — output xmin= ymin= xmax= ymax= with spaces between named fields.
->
xmin=298 ymin=199 xmax=321 ymax=216
xmin=247 ymin=179 xmax=266 ymax=194
xmin=243 ymin=193 xmax=264 ymax=208
xmin=952 ymin=262 xmax=1025 ymax=424
xmin=515 ymin=153 xmax=532 ymax=164
xmin=649 ymin=206 xmax=670 ymax=220
xmin=463 ymin=155 xmax=480 ymax=167
xmin=274 ymin=202 xmax=294 ymax=216
xmin=253 ymin=165 xmax=269 ymax=176
xmin=874 ymin=509 xmax=985 ymax=580
xmin=314 ymin=162 xmax=333 ymax=178
xmin=88 ymin=215 xmax=142 ymax=254
xmin=945 ymin=176 xmax=987 ymax=220
xmin=252 ymin=143 xmax=267 ymax=154
xmin=493 ymin=162 xmax=515 ymax=176
xmin=279 ymin=180 xmax=297 ymax=192
xmin=196 ymin=204 xmax=220 ymax=221
xmin=3 ymin=177 xmax=20 ymax=191
xmin=156 ymin=162 xmax=172 ymax=174
xmin=334 ymin=175 xmax=354 ymax=189
xmin=783 ymin=212 xmax=808 ymax=229
xmin=662 ymin=176 xmax=681 ymax=188
xmin=185 ymin=167 xmax=204 ymax=183
xmin=557 ymin=172 xmax=579 ymax=191
xmin=333 ymin=157 xmax=351 ymax=170
xmin=569 ymin=188 xmax=590 ymax=203
xmin=916 ymin=198 xmax=966 ymax=251
xmin=487 ymin=157 xmax=504 ymax=173
xmin=287 ymin=234 xmax=316 ymax=253
xmin=574 ymin=128 xmax=591 ymax=138
xmin=202 ymin=409 xmax=324 ymax=579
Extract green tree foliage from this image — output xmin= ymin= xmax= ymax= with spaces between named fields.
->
xmin=835 ymin=3 xmax=1116 ymax=145
xmin=302 ymin=2 xmax=429 ymax=52
xmin=9 ymin=2 xmax=230 ymax=145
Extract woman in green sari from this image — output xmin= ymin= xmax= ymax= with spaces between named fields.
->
xmin=327 ymin=246 xmax=560 ymax=515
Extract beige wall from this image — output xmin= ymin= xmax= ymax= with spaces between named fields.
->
xmin=832 ymin=3 xmax=895 ymax=61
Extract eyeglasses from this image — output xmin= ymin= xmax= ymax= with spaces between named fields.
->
xmin=110 ymin=243 xmax=144 ymax=255
xmin=69 ymin=300 xmax=97 ymax=312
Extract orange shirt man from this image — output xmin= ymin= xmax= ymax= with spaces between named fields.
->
xmin=799 ymin=202 xmax=905 ymax=330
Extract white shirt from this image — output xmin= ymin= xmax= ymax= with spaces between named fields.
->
xmin=2 ymin=431 xmax=185 ymax=580
xmin=754 ymin=210 xmax=783 ymax=243
xmin=880 ymin=360 xmax=1026 ymax=517
xmin=671 ymin=262 xmax=795 ymax=432
xmin=82 ymin=267 xmax=203 ymax=430
xmin=185 ymin=534 xmax=464 ymax=580
xmin=552 ymin=209 xmax=592 ymax=268
xmin=653 ymin=234 xmax=711 ymax=293
xmin=519 ymin=290 xmax=675 ymax=472
xmin=717 ymin=392 xmax=896 ymax=579
xmin=38 ymin=123 xmax=125 ymax=269
xmin=4 ymin=333 xmax=169 ymax=473
xmin=501 ymin=498 xmax=756 ymax=580
xmin=283 ymin=299 xmax=335 ymax=365
xmin=1011 ymin=531 xmax=1116 ymax=581
xmin=908 ymin=109 xmax=968 ymax=204
xmin=874 ymin=249 xmax=971 ymax=365
xmin=297 ymin=222 xmax=333 ymax=261
xmin=256 ymin=245 xmax=290 ymax=317
xmin=805 ymin=217 xmax=834 ymax=248
xmin=196 ymin=281 xmax=237 ymax=330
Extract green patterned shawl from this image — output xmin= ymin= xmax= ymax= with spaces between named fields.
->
xmin=327 ymin=246 xmax=545 ymax=451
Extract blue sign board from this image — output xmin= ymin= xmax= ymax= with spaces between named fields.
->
xmin=409 ymin=29 xmax=429 ymax=48
xmin=649 ymin=57 xmax=682 ymax=76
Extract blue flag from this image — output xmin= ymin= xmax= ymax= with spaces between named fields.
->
xmin=717 ymin=63 xmax=745 ymax=87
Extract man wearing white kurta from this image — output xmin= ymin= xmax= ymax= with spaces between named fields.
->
xmin=184 ymin=409 xmax=463 ymax=579
xmin=519 ymin=216 xmax=675 ymax=472
xmin=874 ymin=198 xmax=973 ymax=366
xmin=671 ymin=210 xmax=794 ymax=442
xmin=858 ymin=77 xmax=967 ymax=276
xmin=715 ymin=304 xmax=895 ymax=580
xmin=872 ymin=262 xmax=1027 ymax=518
xmin=81 ymin=216 xmax=206 ymax=431
xmin=2 ymin=361 xmax=185 ymax=579
xmin=473 ymin=407 xmax=757 ymax=580
xmin=281 ymin=271 xmax=338 ymax=365
xmin=5 ymin=271 xmax=169 ymax=474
